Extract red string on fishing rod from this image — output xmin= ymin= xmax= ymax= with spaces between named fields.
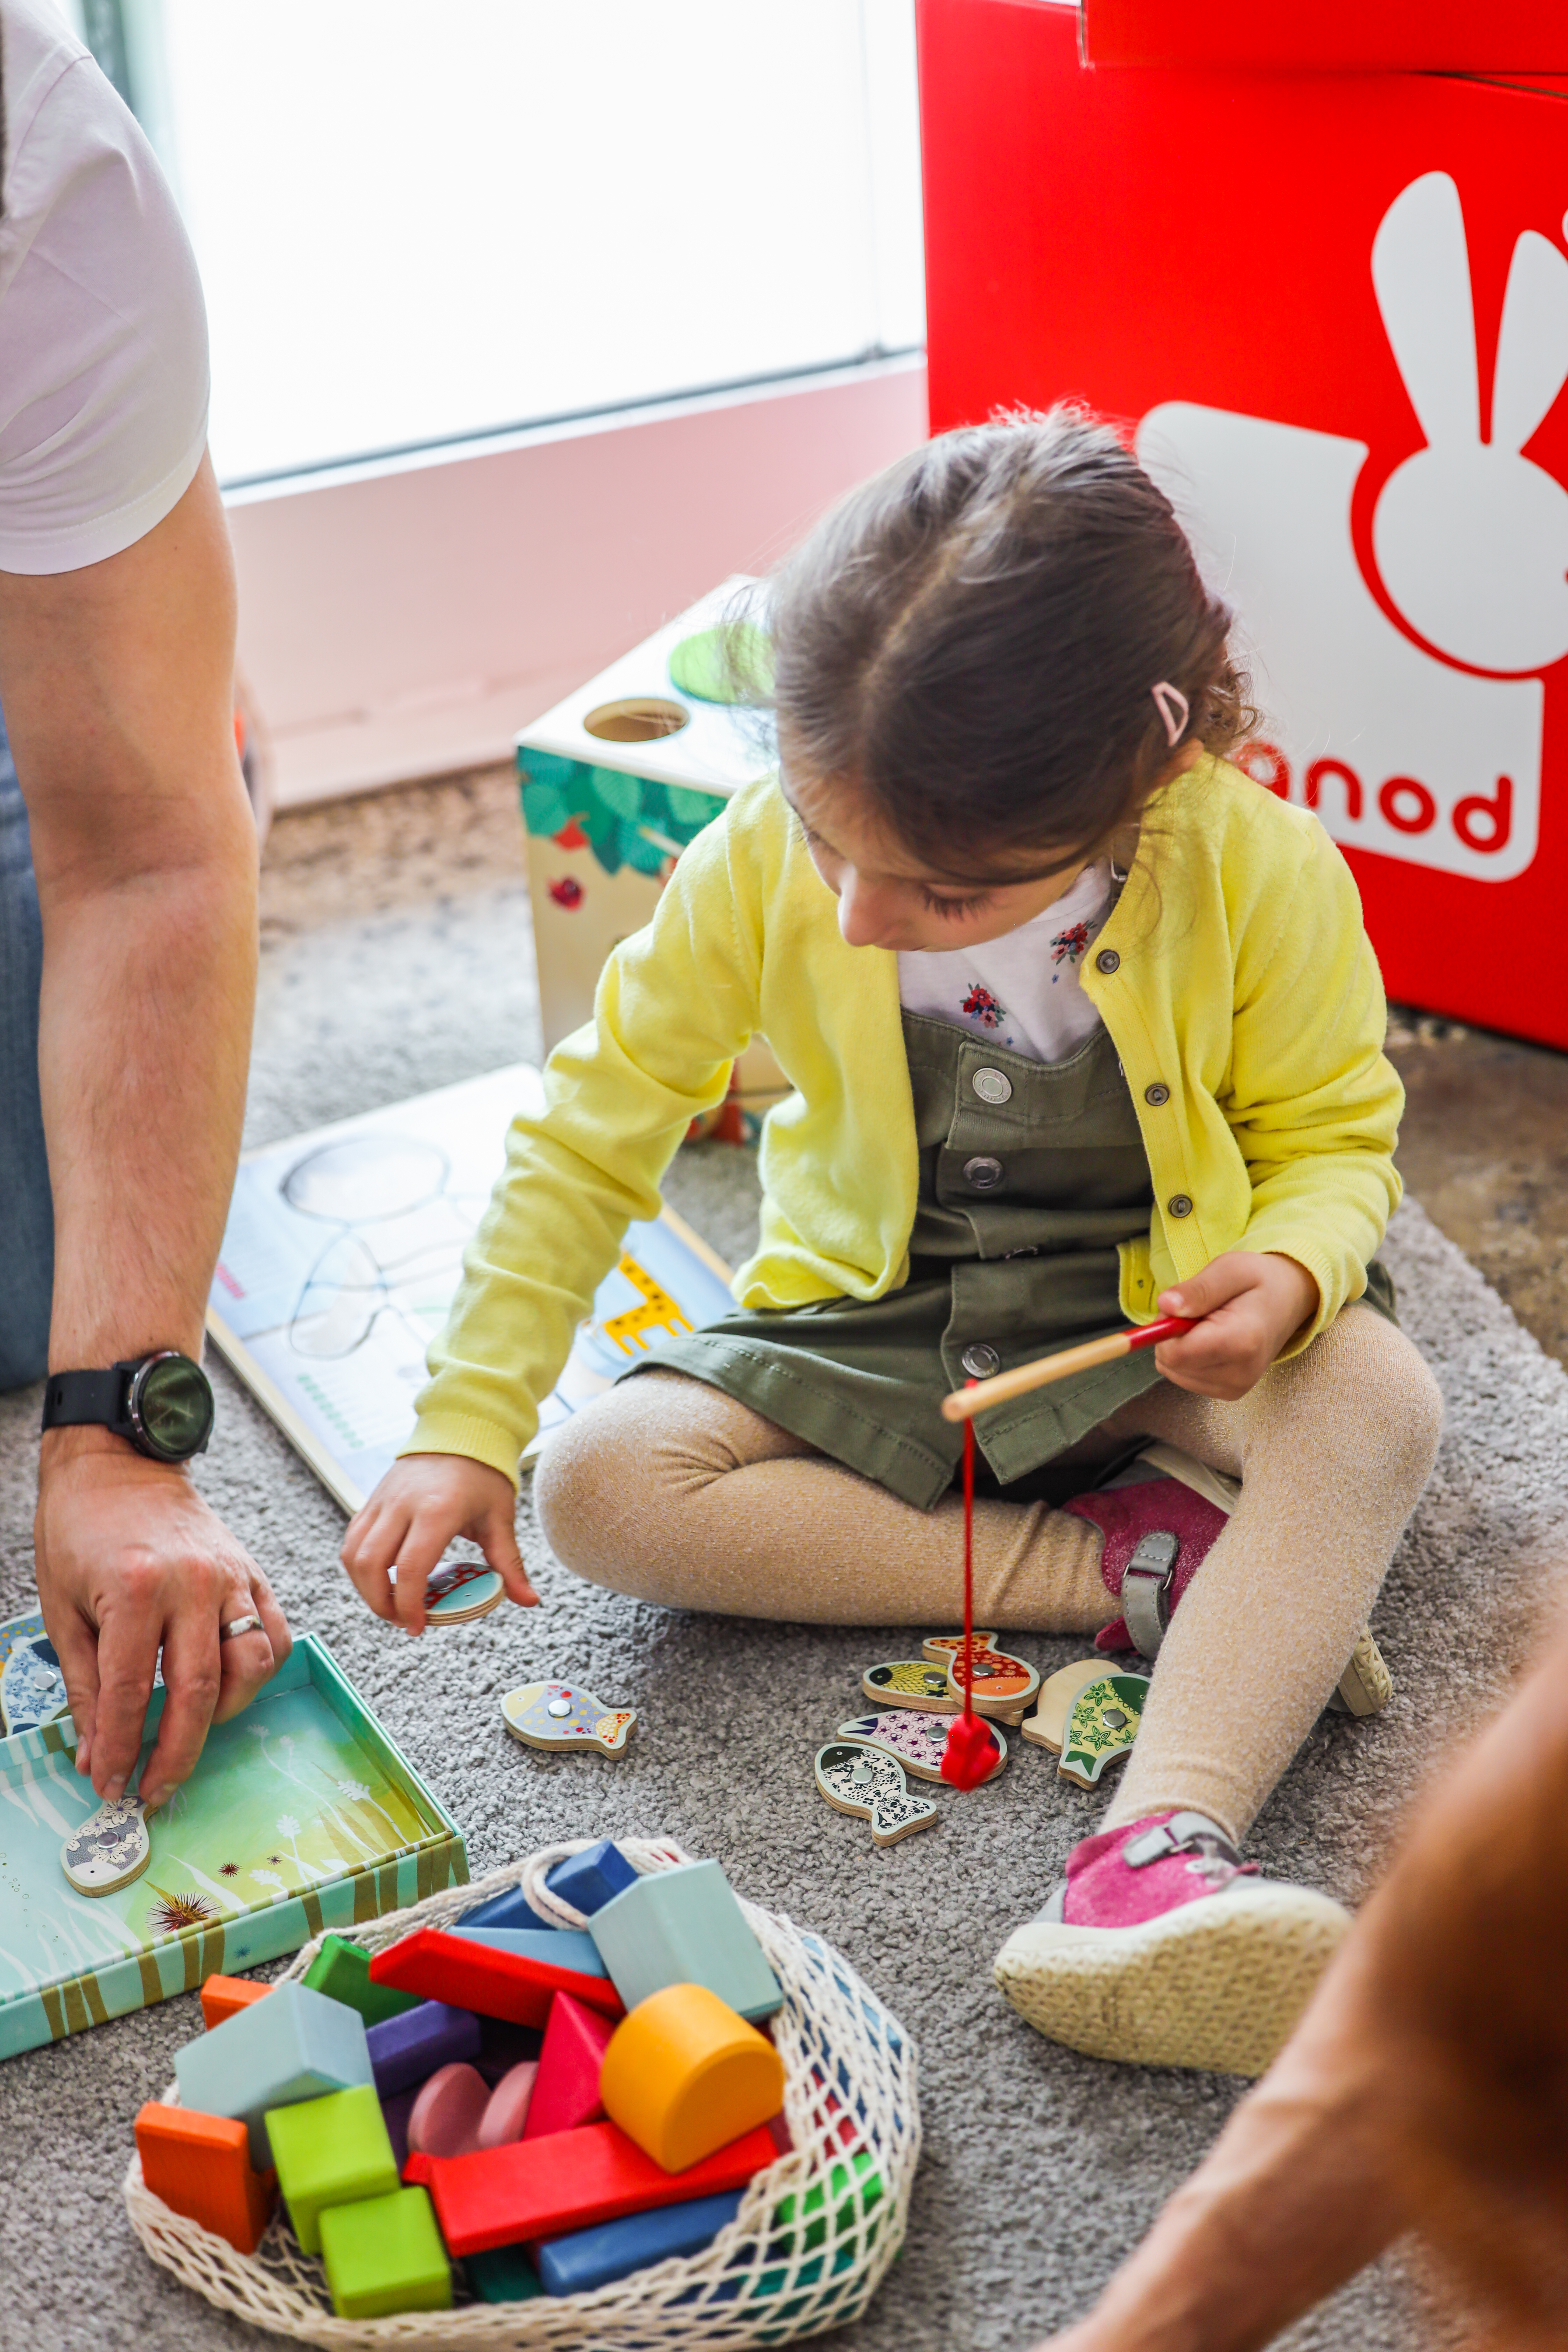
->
xmin=941 ymin=1395 xmax=994 ymax=1791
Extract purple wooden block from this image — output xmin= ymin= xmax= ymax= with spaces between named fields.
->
xmin=365 ymin=1998 xmax=481 ymax=2097
xmin=382 ymin=2084 xmax=419 ymax=2171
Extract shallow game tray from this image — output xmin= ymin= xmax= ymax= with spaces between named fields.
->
xmin=0 ymin=1632 xmax=465 ymax=2060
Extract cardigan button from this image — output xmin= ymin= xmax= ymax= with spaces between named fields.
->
xmin=1095 ymin=948 xmax=1120 ymax=975
xmin=971 ymin=1066 xmax=1013 ymax=1105
xmin=964 ymin=1155 xmax=1004 ymax=1191
xmin=961 ymin=1343 xmax=1001 ymax=1379
xmin=1167 ymin=1193 xmax=1194 ymax=1219
xmin=1144 ymin=1082 xmax=1171 ymax=1106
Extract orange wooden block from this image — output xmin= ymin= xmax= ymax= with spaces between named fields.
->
xmin=200 ymin=1974 xmax=272 ymax=2030
xmin=135 ymin=2101 xmax=277 ymax=2253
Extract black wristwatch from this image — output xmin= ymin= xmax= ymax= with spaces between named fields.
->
xmin=41 ymin=1352 xmax=215 ymax=1463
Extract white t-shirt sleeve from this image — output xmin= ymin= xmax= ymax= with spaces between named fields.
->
xmin=0 ymin=0 xmax=210 ymax=574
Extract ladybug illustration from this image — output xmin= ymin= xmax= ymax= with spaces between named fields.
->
xmin=548 ymin=876 xmax=584 ymax=910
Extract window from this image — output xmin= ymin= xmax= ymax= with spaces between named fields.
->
xmin=79 ymin=1 xmax=925 ymax=486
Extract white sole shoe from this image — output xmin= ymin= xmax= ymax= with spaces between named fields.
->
xmin=994 ymin=1879 xmax=1352 ymax=2076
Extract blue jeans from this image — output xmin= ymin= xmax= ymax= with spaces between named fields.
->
xmin=0 ymin=701 xmax=53 ymax=1387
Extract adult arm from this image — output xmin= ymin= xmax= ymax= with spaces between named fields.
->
xmin=0 ymin=455 xmax=287 ymax=1811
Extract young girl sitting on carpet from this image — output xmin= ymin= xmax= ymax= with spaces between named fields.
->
xmin=341 ymin=409 xmax=1442 ymax=2076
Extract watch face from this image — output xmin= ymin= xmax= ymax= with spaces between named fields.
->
xmin=131 ymin=1354 xmax=214 ymax=1461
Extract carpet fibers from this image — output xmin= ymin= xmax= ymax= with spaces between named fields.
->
xmin=2 ymin=826 xmax=1565 ymax=2350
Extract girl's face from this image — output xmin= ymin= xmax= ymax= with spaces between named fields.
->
xmin=785 ymin=770 xmax=1099 ymax=954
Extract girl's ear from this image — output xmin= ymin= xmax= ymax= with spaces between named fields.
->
xmin=1372 ymin=170 xmax=1482 ymax=453
xmin=1491 ymin=229 xmax=1568 ymax=458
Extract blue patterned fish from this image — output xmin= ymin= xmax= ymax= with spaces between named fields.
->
xmin=60 ymin=1794 xmax=152 ymax=1896
xmin=1 ymin=1632 xmax=69 ymax=1737
xmin=500 ymin=1680 xmax=636 ymax=1756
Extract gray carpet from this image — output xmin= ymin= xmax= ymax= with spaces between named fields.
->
xmin=3 ymin=787 xmax=1566 ymax=2351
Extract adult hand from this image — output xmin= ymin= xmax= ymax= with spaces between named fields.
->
xmin=341 ymin=1452 xmax=539 ymax=1634
xmin=1153 ymin=1252 xmax=1319 ymax=1401
xmin=34 ymin=1426 xmax=288 ymax=1811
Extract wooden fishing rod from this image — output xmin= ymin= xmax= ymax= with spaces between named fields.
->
xmin=939 ymin=1314 xmax=1196 ymax=1423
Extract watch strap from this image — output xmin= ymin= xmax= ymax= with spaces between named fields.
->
xmin=42 ymin=1367 xmax=132 ymax=1434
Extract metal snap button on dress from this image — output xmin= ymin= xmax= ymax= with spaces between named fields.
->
xmin=1095 ymin=948 xmax=1120 ymax=974
xmin=1167 ymin=1194 xmax=1194 ymax=1218
xmin=961 ymin=1343 xmax=1001 ymax=1379
xmin=971 ymin=1067 xmax=1013 ymax=1105
xmin=963 ymin=1155 xmax=1004 ymax=1191
xmin=1144 ymin=1082 xmax=1171 ymax=1106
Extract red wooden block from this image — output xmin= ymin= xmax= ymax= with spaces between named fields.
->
xmin=200 ymin=1974 xmax=271 ymax=2030
xmin=402 ymin=2150 xmax=434 ymax=2187
xmin=135 ymin=2101 xmax=277 ymax=2254
xmin=368 ymin=1928 xmax=623 ymax=2028
xmin=424 ymin=2118 xmax=777 ymax=2256
xmin=523 ymin=1991 xmax=615 ymax=2141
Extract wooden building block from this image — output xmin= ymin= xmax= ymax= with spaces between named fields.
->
xmin=407 ymin=2062 xmax=492 ymax=2159
xmin=200 ymin=1975 xmax=272 ymax=2030
xmin=537 ymin=2189 xmax=743 ymax=2295
xmin=449 ymin=1924 xmax=607 ymax=1977
xmin=478 ymin=2059 xmax=538 ymax=2149
xmin=174 ymin=1980 xmax=374 ymax=2169
xmin=134 ymin=2101 xmax=276 ymax=2255
xmin=265 ymin=2082 xmax=400 ymax=2255
xmin=544 ymin=1839 xmax=639 ymax=1917
xmin=369 ymin=1926 xmax=622 ymax=2027
xmin=424 ymin=2118 xmax=778 ymax=2256
xmin=304 ymin=1933 xmax=420 ymax=2026
xmin=319 ymin=2184 xmax=452 ymax=2319
xmin=588 ymin=1862 xmax=782 ymax=2022
xmin=523 ymin=1991 xmax=616 ymax=2141
xmin=465 ymin=2244 xmax=545 ymax=2302
xmin=365 ymin=2000 xmax=482 ymax=2098
xmin=461 ymin=1884 xmax=559 ymax=1934
xmin=599 ymin=1984 xmax=785 ymax=2173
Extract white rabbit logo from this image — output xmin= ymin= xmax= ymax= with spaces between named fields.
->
xmin=1136 ymin=169 xmax=1567 ymax=884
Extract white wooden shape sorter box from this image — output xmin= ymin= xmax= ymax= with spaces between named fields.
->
xmin=516 ymin=580 xmax=787 ymax=1128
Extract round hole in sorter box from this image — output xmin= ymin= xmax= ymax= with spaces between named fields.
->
xmin=582 ymin=697 xmax=691 ymax=744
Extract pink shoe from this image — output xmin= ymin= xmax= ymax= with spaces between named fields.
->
xmin=1064 ymin=1470 xmax=1229 ymax=1658
xmin=994 ymin=1811 xmax=1350 ymax=2075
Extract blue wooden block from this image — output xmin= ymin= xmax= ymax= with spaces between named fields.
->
xmin=545 ymin=1840 xmax=638 ymax=1917
xmin=588 ymin=1861 xmax=782 ymax=2022
xmin=448 ymin=1925 xmax=606 ymax=1977
xmin=537 ymin=2191 xmax=743 ymax=2295
xmin=365 ymin=2000 xmax=482 ymax=2097
xmin=461 ymin=1885 xmax=558 ymax=1934
xmin=174 ymin=1979 xmax=373 ymax=2168
xmin=465 ymin=2244 xmax=545 ymax=2302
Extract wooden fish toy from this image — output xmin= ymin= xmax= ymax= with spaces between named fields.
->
xmin=1021 ymin=1658 xmax=1108 ymax=1751
xmin=1056 ymin=1671 xmax=1151 ymax=1790
xmin=60 ymin=1793 xmax=152 ymax=1896
xmin=500 ymin=1681 xmax=636 ymax=1757
xmin=860 ymin=1659 xmax=960 ymax=1714
xmin=814 ymin=1740 xmax=938 ymax=1846
xmin=422 ymin=1559 xmax=504 ymax=1626
xmin=0 ymin=1631 xmax=70 ymax=1737
xmin=922 ymin=1633 xmax=1041 ymax=1722
xmin=837 ymin=1710 xmax=1007 ymax=1786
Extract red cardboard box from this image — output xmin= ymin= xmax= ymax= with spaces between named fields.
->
xmin=918 ymin=0 xmax=1568 ymax=1047
xmin=1080 ymin=0 xmax=1568 ymax=73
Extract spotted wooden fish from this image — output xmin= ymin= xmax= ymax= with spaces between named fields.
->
xmin=0 ymin=1632 xmax=69 ymax=1737
xmin=1057 ymin=1672 xmax=1150 ymax=1789
xmin=500 ymin=1681 xmax=636 ymax=1757
xmin=837 ymin=1710 xmax=1007 ymax=1786
xmin=423 ymin=1560 xmax=504 ymax=1625
xmin=60 ymin=1794 xmax=152 ymax=1896
xmin=814 ymin=1740 xmax=938 ymax=1846
xmin=922 ymin=1633 xmax=1041 ymax=1720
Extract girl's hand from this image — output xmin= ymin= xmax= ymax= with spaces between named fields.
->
xmin=1153 ymin=1252 xmax=1319 ymax=1401
xmin=340 ymin=1454 xmax=539 ymax=1634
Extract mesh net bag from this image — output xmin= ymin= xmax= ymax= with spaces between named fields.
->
xmin=123 ymin=1836 xmax=920 ymax=2348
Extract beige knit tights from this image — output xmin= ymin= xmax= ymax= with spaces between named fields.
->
xmin=533 ymin=1303 xmax=1442 ymax=1847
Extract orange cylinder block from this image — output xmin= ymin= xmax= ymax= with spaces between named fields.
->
xmin=598 ymin=1983 xmax=785 ymax=2175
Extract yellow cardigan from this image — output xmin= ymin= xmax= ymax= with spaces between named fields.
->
xmin=406 ymin=759 xmax=1403 ymax=1486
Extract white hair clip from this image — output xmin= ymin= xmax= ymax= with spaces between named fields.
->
xmin=1151 ymin=682 xmax=1189 ymax=748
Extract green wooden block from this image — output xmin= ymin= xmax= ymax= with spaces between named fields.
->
xmin=320 ymin=2185 xmax=452 ymax=2320
xmin=304 ymin=1934 xmax=419 ymax=2026
xmin=265 ymin=2083 xmax=399 ymax=2255
xmin=588 ymin=1860 xmax=782 ymax=2021
xmin=465 ymin=2244 xmax=545 ymax=2303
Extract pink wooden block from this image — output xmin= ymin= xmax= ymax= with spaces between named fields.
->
xmin=478 ymin=2059 xmax=539 ymax=2151
xmin=523 ymin=1991 xmax=616 ymax=2140
xmin=407 ymin=2062 xmax=492 ymax=2159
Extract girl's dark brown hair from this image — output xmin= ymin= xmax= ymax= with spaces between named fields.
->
xmin=756 ymin=405 xmax=1256 ymax=882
